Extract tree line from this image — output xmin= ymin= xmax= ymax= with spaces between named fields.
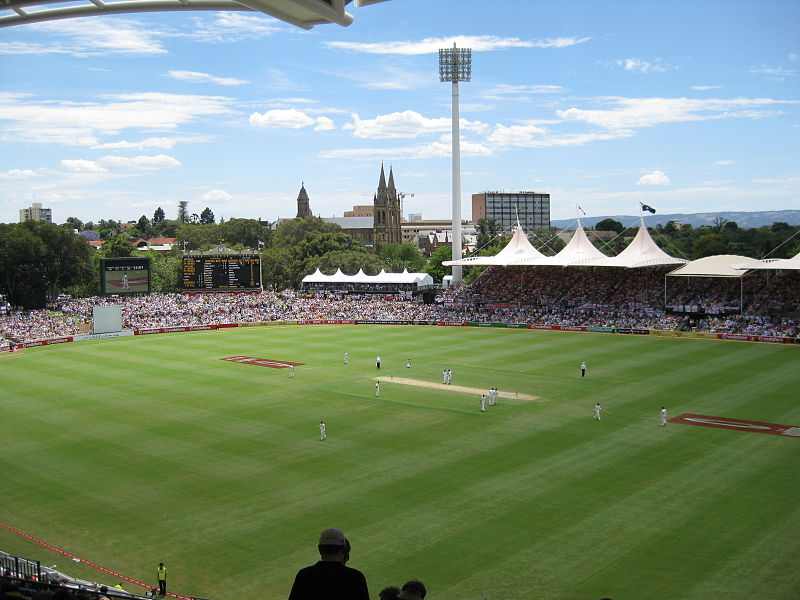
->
xmin=2 ymin=208 xmax=797 ymax=309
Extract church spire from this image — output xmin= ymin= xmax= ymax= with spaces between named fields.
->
xmin=387 ymin=166 xmax=396 ymax=196
xmin=378 ymin=162 xmax=387 ymax=193
xmin=296 ymin=181 xmax=311 ymax=218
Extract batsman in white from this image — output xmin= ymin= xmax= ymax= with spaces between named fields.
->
xmin=319 ymin=419 xmax=327 ymax=441
xmin=660 ymin=407 xmax=668 ymax=427
xmin=594 ymin=402 xmax=602 ymax=421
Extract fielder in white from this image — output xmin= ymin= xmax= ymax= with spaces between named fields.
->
xmin=344 ymin=352 xmax=349 ymax=365
xmin=480 ymin=394 xmax=487 ymax=413
xmin=660 ymin=407 xmax=668 ymax=427
xmin=442 ymin=369 xmax=448 ymax=384
xmin=580 ymin=361 xmax=587 ymax=378
xmin=319 ymin=419 xmax=327 ymax=441
xmin=375 ymin=381 xmax=381 ymax=398
xmin=289 ymin=364 xmax=295 ymax=378
xmin=594 ymin=402 xmax=602 ymax=421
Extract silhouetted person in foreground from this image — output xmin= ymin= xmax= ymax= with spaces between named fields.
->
xmin=399 ymin=580 xmax=427 ymax=600
xmin=288 ymin=528 xmax=370 ymax=600
xmin=379 ymin=586 xmax=401 ymax=600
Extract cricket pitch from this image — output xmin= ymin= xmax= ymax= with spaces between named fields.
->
xmin=375 ymin=376 xmax=539 ymax=401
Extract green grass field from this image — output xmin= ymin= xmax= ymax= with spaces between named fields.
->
xmin=2 ymin=326 xmax=799 ymax=600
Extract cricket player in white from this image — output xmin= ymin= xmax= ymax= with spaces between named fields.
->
xmin=319 ymin=420 xmax=327 ymax=441
xmin=660 ymin=407 xmax=668 ymax=427
xmin=375 ymin=381 xmax=381 ymax=398
xmin=447 ymin=369 xmax=453 ymax=385
xmin=289 ymin=364 xmax=295 ymax=378
xmin=480 ymin=394 xmax=487 ymax=412
xmin=442 ymin=369 xmax=447 ymax=384
xmin=580 ymin=361 xmax=587 ymax=378
xmin=490 ymin=387 xmax=497 ymax=406
xmin=376 ymin=355 xmax=381 ymax=370
xmin=594 ymin=402 xmax=602 ymax=421
xmin=344 ymin=352 xmax=349 ymax=365
xmin=405 ymin=358 xmax=412 ymax=369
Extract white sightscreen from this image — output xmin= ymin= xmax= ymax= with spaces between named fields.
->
xmin=93 ymin=305 xmax=123 ymax=334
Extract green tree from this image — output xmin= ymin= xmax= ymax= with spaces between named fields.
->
xmin=261 ymin=246 xmax=294 ymax=290
xmin=425 ymin=245 xmax=453 ymax=283
xmin=102 ymin=234 xmax=133 ymax=258
xmin=146 ymin=252 xmax=181 ymax=292
xmin=595 ymin=218 xmax=625 ymax=234
xmin=177 ymin=201 xmax=189 ymax=224
xmin=476 ymin=218 xmax=502 ymax=249
xmin=65 ymin=216 xmax=84 ymax=231
xmin=176 ymin=223 xmax=220 ymax=250
xmin=200 ymin=207 xmax=215 ymax=225
xmin=378 ymin=243 xmax=426 ymax=272
xmin=153 ymin=206 xmax=166 ymax=225
xmin=136 ymin=214 xmax=151 ymax=237
xmin=220 ymin=219 xmax=272 ymax=249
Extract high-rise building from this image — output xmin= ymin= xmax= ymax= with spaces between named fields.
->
xmin=472 ymin=191 xmax=550 ymax=232
xmin=296 ymin=182 xmax=312 ymax=218
xmin=19 ymin=202 xmax=52 ymax=224
xmin=373 ymin=163 xmax=402 ymax=247
xmin=344 ymin=205 xmax=374 ymax=217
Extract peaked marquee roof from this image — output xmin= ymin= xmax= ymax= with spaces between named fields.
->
xmin=735 ymin=251 xmax=800 ymax=271
xmin=443 ymin=219 xmax=686 ymax=269
xmin=302 ymin=268 xmax=433 ymax=287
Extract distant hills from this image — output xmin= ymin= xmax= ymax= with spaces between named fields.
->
xmin=551 ymin=210 xmax=800 ymax=229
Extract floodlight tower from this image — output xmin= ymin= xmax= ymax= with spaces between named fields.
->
xmin=439 ymin=43 xmax=471 ymax=285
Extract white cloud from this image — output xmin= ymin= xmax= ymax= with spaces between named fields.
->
xmin=0 ymin=168 xmax=39 ymax=180
xmin=202 ymin=189 xmax=233 ymax=202
xmin=0 ymin=92 xmax=233 ymax=146
xmin=314 ymin=117 xmax=335 ymax=131
xmin=750 ymin=65 xmax=797 ymax=79
xmin=0 ymin=20 xmax=166 ymax=56
xmin=61 ymin=154 xmax=181 ymax=173
xmin=326 ymin=35 xmax=590 ymax=55
xmin=488 ymin=122 xmax=632 ymax=148
xmin=691 ymin=85 xmax=722 ymax=91
xmin=616 ymin=58 xmax=673 ymax=74
xmin=344 ymin=111 xmax=488 ymax=139
xmin=320 ymin=136 xmax=492 ymax=160
xmin=61 ymin=159 xmax=109 ymax=173
xmin=91 ymin=136 xmax=209 ymax=150
xmin=714 ymin=160 xmax=735 ymax=166
xmin=249 ymin=109 xmax=335 ymax=131
xmin=167 ymin=70 xmax=249 ymax=86
xmin=482 ymin=84 xmax=564 ymax=101
xmin=188 ymin=12 xmax=282 ymax=42
xmin=638 ymin=170 xmax=670 ymax=186
xmin=557 ymin=96 xmax=797 ymax=130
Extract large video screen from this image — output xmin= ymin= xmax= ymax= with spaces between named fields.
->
xmin=101 ymin=257 xmax=150 ymax=294
xmin=181 ymin=255 xmax=262 ymax=291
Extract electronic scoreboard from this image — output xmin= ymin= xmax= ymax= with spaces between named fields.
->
xmin=181 ymin=255 xmax=262 ymax=291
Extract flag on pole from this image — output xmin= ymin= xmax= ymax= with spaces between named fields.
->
xmin=640 ymin=203 xmax=657 ymax=214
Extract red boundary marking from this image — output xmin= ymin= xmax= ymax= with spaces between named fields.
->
xmin=0 ymin=521 xmax=193 ymax=599
xmin=669 ymin=413 xmax=800 ymax=438
xmin=221 ymin=355 xmax=304 ymax=369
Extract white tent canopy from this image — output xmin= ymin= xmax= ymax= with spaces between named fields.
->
xmin=735 ymin=251 xmax=800 ymax=271
xmin=606 ymin=218 xmax=687 ymax=268
xmin=302 ymin=268 xmax=433 ymax=287
xmin=443 ymin=224 xmax=546 ymax=267
xmin=444 ymin=218 xmax=685 ymax=269
xmin=667 ymin=255 xmax=762 ymax=278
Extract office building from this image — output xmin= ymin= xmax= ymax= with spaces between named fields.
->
xmin=19 ymin=202 xmax=52 ymax=224
xmin=472 ymin=191 xmax=550 ymax=232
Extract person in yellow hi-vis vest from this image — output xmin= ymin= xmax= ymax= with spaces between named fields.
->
xmin=157 ymin=563 xmax=167 ymax=596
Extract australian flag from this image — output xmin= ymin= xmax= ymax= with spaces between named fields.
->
xmin=640 ymin=203 xmax=657 ymax=214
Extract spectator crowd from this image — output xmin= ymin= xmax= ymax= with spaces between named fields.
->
xmin=0 ymin=267 xmax=798 ymax=344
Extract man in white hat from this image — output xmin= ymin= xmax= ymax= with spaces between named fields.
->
xmin=288 ymin=528 xmax=370 ymax=600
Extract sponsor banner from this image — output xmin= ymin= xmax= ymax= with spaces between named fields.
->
xmin=23 ymin=336 xmax=73 ymax=348
xmin=549 ymin=325 xmax=562 ymax=331
xmin=757 ymin=335 xmax=788 ymax=344
xmin=528 ymin=324 xmax=550 ymax=330
xmin=588 ymin=326 xmax=614 ymax=333
xmin=215 ymin=323 xmax=239 ymax=329
xmin=74 ymin=330 xmax=134 ymax=342
xmin=560 ymin=326 xmax=588 ymax=332
xmin=134 ymin=328 xmax=161 ymax=335
xmin=190 ymin=325 xmax=214 ymax=332
xmin=632 ymin=328 xmax=650 ymax=335
xmin=436 ymin=321 xmax=467 ymax=327
xmin=670 ymin=413 xmax=800 ymax=438
xmin=490 ymin=322 xmax=509 ymax=328
xmin=718 ymin=333 xmax=757 ymax=342
xmin=412 ymin=320 xmax=437 ymax=326
xmin=508 ymin=323 xmax=528 ymax=329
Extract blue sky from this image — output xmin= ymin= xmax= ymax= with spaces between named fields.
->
xmin=1 ymin=0 xmax=798 ymax=225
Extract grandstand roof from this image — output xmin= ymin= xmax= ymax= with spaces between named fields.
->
xmin=668 ymin=255 xmax=762 ymax=278
xmin=734 ymin=251 xmax=800 ymax=271
xmin=605 ymin=218 xmax=687 ymax=268
xmin=302 ymin=268 xmax=433 ymax=287
xmin=442 ymin=223 xmax=546 ymax=267
xmin=545 ymin=221 xmax=610 ymax=267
